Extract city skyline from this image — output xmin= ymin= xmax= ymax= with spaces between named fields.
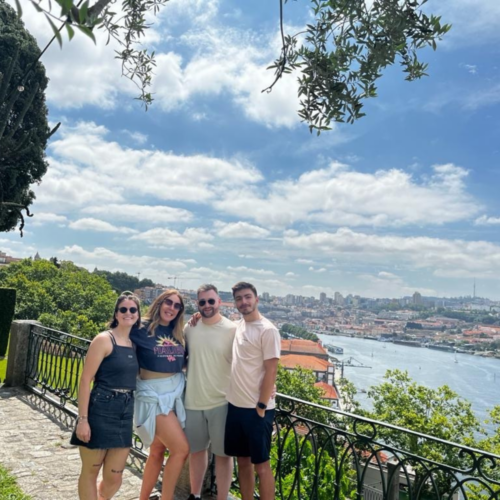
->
xmin=2 ymin=0 xmax=500 ymax=299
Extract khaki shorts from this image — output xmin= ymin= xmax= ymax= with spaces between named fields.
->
xmin=184 ymin=404 xmax=228 ymax=456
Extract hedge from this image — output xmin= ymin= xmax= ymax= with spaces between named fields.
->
xmin=0 ymin=288 xmax=16 ymax=357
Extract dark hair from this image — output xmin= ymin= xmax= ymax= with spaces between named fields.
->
xmin=197 ymin=284 xmax=218 ymax=296
xmin=109 ymin=291 xmax=142 ymax=329
xmin=143 ymin=289 xmax=185 ymax=345
xmin=231 ymin=281 xmax=257 ymax=298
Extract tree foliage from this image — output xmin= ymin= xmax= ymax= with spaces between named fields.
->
xmin=271 ymin=428 xmax=355 ymax=499
xmin=0 ymin=258 xmax=117 ymax=339
xmin=276 ymin=365 xmax=332 ymax=424
xmin=18 ymin=0 xmax=449 ymax=131
xmin=0 ymin=1 xmax=56 ymax=234
xmin=92 ymin=268 xmax=154 ymax=294
xmin=367 ymin=370 xmax=481 ymax=453
xmin=280 ymin=323 xmax=319 ymax=341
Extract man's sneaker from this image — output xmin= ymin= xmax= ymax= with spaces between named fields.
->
xmin=187 ymin=495 xmax=198 ymax=500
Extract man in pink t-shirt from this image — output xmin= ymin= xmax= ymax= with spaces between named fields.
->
xmin=225 ymin=282 xmax=281 ymax=500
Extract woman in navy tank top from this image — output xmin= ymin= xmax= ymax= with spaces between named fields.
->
xmin=71 ymin=291 xmax=141 ymax=499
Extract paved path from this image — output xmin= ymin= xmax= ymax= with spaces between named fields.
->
xmin=0 ymin=386 xmax=190 ymax=500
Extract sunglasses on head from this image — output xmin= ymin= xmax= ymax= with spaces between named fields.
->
xmin=117 ymin=306 xmax=138 ymax=314
xmin=198 ymin=298 xmax=217 ymax=307
xmin=164 ymin=298 xmax=183 ymax=310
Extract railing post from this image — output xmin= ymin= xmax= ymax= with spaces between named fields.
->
xmin=386 ymin=460 xmax=400 ymax=500
xmin=4 ymin=320 xmax=38 ymax=387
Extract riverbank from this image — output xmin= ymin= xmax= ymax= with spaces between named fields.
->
xmin=318 ymin=333 xmax=500 ymax=424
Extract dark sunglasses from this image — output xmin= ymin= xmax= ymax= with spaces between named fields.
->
xmin=198 ymin=298 xmax=217 ymax=307
xmin=164 ymin=298 xmax=183 ymax=310
xmin=117 ymin=306 xmax=138 ymax=314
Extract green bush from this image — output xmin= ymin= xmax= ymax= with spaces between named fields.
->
xmin=0 ymin=288 xmax=16 ymax=357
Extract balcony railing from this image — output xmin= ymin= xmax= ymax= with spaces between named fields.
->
xmin=23 ymin=324 xmax=500 ymax=500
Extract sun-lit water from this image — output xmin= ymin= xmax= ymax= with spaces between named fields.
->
xmin=317 ymin=334 xmax=500 ymax=425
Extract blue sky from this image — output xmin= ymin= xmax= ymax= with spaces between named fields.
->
xmin=2 ymin=0 xmax=500 ymax=300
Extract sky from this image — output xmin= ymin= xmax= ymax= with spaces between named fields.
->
xmin=2 ymin=0 xmax=500 ymax=300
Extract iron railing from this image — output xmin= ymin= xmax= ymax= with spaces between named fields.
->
xmin=24 ymin=324 xmax=500 ymax=499
xmin=273 ymin=395 xmax=500 ymax=500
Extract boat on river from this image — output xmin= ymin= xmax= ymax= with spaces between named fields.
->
xmin=325 ymin=344 xmax=344 ymax=355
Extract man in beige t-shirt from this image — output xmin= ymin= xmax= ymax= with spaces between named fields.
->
xmin=225 ymin=282 xmax=280 ymax=500
xmin=184 ymin=284 xmax=236 ymax=500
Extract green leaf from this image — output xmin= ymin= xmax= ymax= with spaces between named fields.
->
xmin=79 ymin=0 xmax=89 ymax=24
xmin=65 ymin=23 xmax=75 ymax=41
xmin=76 ymin=24 xmax=96 ymax=44
xmin=14 ymin=0 xmax=22 ymax=17
xmin=45 ymin=14 xmax=63 ymax=48
xmin=31 ymin=1 xmax=44 ymax=13
xmin=55 ymin=0 xmax=73 ymax=16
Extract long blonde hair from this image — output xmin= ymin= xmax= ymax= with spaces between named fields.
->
xmin=143 ymin=289 xmax=185 ymax=345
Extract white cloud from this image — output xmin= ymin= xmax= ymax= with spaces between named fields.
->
xmin=214 ymin=162 xmax=480 ymax=229
xmin=296 ymin=258 xmax=314 ymax=264
xmin=227 ymin=266 xmax=275 ymax=276
xmin=308 ymin=267 xmax=327 ymax=273
xmin=475 ymin=215 xmax=500 ymax=226
xmin=122 ymin=130 xmax=149 ymax=145
xmin=286 ymin=272 xmax=297 ymax=277
xmin=83 ymin=204 xmax=193 ymax=224
xmin=14 ymin=1 xmax=137 ymax=109
xmin=284 ymin=228 xmax=500 ymax=279
xmin=31 ymin=212 xmax=68 ymax=227
xmin=131 ymin=227 xmax=214 ymax=248
xmin=35 ymin=121 xmax=261 ymax=209
xmin=359 ymin=273 xmax=437 ymax=298
xmin=434 ymin=0 xmax=500 ymax=45
xmin=150 ymin=26 xmax=302 ymax=128
xmin=214 ymin=221 xmax=270 ymax=239
xmin=58 ymin=245 xmax=190 ymax=280
xmin=69 ymin=218 xmax=138 ymax=234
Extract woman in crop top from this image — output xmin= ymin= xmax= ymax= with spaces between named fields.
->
xmin=70 ymin=291 xmax=141 ymax=500
xmin=130 ymin=289 xmax=188 ymax=500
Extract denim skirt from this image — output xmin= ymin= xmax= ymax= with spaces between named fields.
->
xmin=70 ymin=386 xmax=134 ymax=450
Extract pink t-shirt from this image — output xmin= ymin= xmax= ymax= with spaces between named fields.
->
xmin=226 ymin=316 xmax=281 ymax=409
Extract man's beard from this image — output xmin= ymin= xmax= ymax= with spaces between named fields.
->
xmin=238 ymin=304 xmax=256 ymax=315
xmin=200 ymin=307 xmax=219 ymax=318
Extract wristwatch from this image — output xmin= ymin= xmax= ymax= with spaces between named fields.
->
xmin=257 ymin=402 xmax=267 ymax=410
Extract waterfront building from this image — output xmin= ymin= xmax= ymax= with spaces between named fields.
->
xmin=280 ymin=339 xmax=329 ymax=360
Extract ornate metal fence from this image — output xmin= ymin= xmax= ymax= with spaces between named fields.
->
xmin=23 ymin=324 xmax=500 ymax=499
xmin=273 ymin=396 xmax=500 ymax=500
xmin=25 ymin=323 xmax=88 ymax=406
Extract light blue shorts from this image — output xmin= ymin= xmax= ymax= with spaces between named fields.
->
xmin=134 ymin=373 xmax=186 ymax=448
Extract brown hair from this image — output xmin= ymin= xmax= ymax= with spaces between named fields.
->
xmin=143 ymin=289 xmax=185 ymax=345
xmin=109 ymin=291 xmax=142 ymax=329
xmin=197 ymin=283 xmax=218 ymax=296
xmin=231 ymin=281 xmax=257 ymax=298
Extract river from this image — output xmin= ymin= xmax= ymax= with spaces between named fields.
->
xmin=317 ymin=334 xmax=500 ymax=424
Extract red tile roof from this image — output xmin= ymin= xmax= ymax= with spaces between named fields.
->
xmin=314 ymin=382 xmax=339 ymax=400
xmin=281 ymin=339 xmax=328 ymax=355
xmin=280 ymin=354 xmax=333 ymax=371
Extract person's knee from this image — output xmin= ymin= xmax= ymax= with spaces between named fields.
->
xmin=100 ymin=473 xmax=123 ymax=496
xmin=237 ymin=456 xmax=252 ymax=470
xmin=149 ymin=443 xmax=166 ymax=462
xmin=254 ymin=461 xmax=272 ymax=477
xmin=174 ymin=440 xmax=190 ymax=460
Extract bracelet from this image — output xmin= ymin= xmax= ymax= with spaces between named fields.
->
xmin=76 ymin=416 xmax=88 ymax=422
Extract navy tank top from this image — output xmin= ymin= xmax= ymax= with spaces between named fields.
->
xmin=93 ymin=332 xmax=138 ymax=390
xmin=130 ymin=323 xmax=186 ymax=373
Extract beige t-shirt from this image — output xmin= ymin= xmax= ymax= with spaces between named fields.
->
xmin=184 ymin=316 xmax=236 ymax=410
xmin=226 ymin=316 xmax=281 ymax=410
